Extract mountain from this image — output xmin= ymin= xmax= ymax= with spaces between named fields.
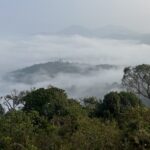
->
xmin=5 ymin=61 xmax=118 ymax=84
xmin=57 ymin=25 xmax=93 ymax=37
xmin=56 ymin=25 xmax=150 ymax=44
xmin=57 ymin=25 xmax=138 ymax=38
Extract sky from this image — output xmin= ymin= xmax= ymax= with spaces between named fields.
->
xmin=0 ymin=0 xmax=150 ymax=98
xmin=0 ymin=0 xmax=150 ymax=35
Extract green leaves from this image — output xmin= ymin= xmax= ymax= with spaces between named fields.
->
xmin=94 ymin=91 xmax=142 ymax=119
xmin=0 ymin=86 xmax=149 ymax=150
xmin=23 ymin=87 xmax=69 ymax=119
xmin=122 ymin=64 xmax=150 ymax=100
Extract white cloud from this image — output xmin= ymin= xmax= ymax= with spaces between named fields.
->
xmin=0 ymin=35 xmax=150 ymax=97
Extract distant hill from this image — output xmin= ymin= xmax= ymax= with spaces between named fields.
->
xmin=58 ymin=25 xmax=136 ymax=38
xmin=56 ymin=25 xmax=150 ymax=44
xmin=57 ymin=25 xmax=92 ymax=37
xmin=5 ymin=61 xmax=118 ymax=84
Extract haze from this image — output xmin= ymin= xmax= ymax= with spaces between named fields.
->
xmin=0 ymin=35 xmax=150 ymax=98
xmin=0 ymin=0 xmax=150 ymax=35
xmin=0 ymin=0 xmax=150 ymax=98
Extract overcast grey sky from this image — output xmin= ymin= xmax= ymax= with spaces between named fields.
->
xmin=0 ymin=0 xmax=150 ymax=35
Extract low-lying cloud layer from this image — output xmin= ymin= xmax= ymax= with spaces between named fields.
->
xmin=1 ymin=35 xmax=150 ymax=98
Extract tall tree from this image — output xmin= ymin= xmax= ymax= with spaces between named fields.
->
xmin=122 ymin=64 xmax=150 ymax=100
xmin=23 ymin=87 xmax=69 ymax=118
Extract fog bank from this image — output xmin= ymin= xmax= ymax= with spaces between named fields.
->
xmin=0 ymin=35 xmax=150 ymax=98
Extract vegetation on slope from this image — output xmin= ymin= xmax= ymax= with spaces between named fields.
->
xmin=0 ymin=64 xmax=150 ymax=150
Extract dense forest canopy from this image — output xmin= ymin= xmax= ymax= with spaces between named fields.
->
xmin=0 ymin=64 xmax=150 ymax=150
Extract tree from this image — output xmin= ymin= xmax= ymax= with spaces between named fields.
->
xmin=82 ymin=97 xmax=100 ymax=109
xmin=102 ymin=92 xmax=121 ymax=118
xmin=1 ymin=90 xmax=27 ymax=111
xmin=70 ymin=117 xmax=121 ymax=150
xmin=119 ymin=91 xmax=142 ymax=111
xmin=122 ymin=64 xmax=150 ymax=100
xmin=0 ymin=86 xmax=150 ymax=149
xmin=118 ymin=107 xmax=150 ymax=149
xmin=22 ymin=87 xmax=69 ymax=119
xmin=0 ymin=111 xmax=38 ymax=149
xmin=0 ymin=104 xmax=5 ymax=115
xmin=95 ymin=92 xmax=142 ymax=118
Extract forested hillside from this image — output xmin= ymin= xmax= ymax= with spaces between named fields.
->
xmin=0 ymin=64 xmax=150 ymax=150
xmin=6 ymin=61 xmax=117 ymax=84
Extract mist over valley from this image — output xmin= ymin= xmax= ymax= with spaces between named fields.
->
xmin=1 ymin=26 xmax=150 ymax=98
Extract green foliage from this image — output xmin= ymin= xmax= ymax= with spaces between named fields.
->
xmin=0 ymin=86 xmax=150 ymax=150
xmin=0 ymin=104 xmax=5 ymax=115
xmin=82 ymin=96 xmax=101 ymax=117
xmin=70 ymin=118 xmax=122 ymax=150
xmin=23 ymin=87 xmax=69 ymax=119
xmin=2 ymin=63 xmax=150 ymax=149
xmin=118 ymin=107 xmax=150 ymax=149
xmin=0 ymin=111 xmax=39 ymax=149
xmin=103 ymin=92 xmax=121 ymax=118
xmin=119 ymin=91 xmax=142 ymax=110
xmin=95 ymin=91 xmax=142 ymax=119
xmin=122 ymin=64 xmax=150 ymax=100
